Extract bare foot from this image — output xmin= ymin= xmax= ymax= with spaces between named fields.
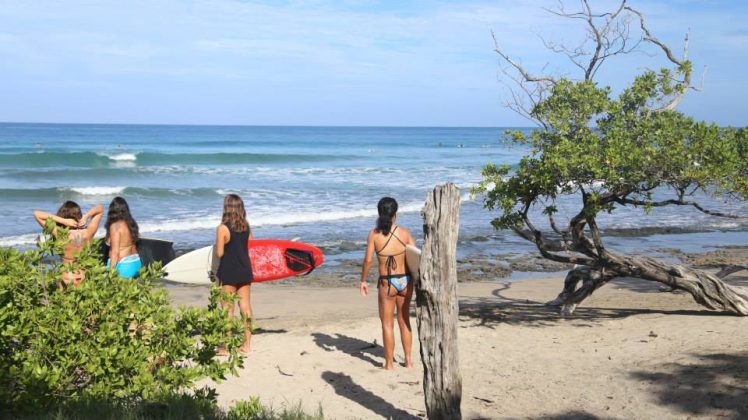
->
xmin=403 ymin=360 xmax=414 ymax=368
xmin=383 ymin=363 xmax=394 ymax=370
xmin=240 ymin=344 xmax=251 ymax=354
xmin=216 ymin=347 xmax=230 ymax=356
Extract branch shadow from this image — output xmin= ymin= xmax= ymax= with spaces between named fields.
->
xmin=321 ymin=371 xmax=420 ymax=419
xmin=537 ymin=411 xmax=608 ymax=419
xmin=311 ymin=333 xmax=383 ymax=368
xmin=458 ymin=282 xmax=735 ymax=329
xmin=630 ymin=352 xmax=748 ymax=418
xmin=253 ymin=327 xmax=287 ymax=335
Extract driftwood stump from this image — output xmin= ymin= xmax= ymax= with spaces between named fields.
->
xmin=416 ymin=183 xmax=462 ymax=420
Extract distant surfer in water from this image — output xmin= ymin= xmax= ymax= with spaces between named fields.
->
xmin=360 ymin=197 xmax=416 ymax=370
xmin=33 ymin=201 xmax=103 ymax=287
xmin=215 ymin=194 xmax=254 ymax=355
xmin=105 ymin=196 xmax=142 ymax=279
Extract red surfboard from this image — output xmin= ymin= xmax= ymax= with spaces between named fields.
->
xmin=248 ymin=239 xmax=324 ymax=282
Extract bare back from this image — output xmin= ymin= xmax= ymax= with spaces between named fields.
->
xmin=109 ymin=220 xmax=137 ymax=256
xmin=372 ymin=226 xmax=412 ymax=277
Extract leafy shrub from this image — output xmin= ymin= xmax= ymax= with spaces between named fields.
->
xmin=0 ymin=223 xmax=245 ymax=416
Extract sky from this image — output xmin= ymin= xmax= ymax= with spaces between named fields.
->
xmin=0 ymin=0 xmax=745 ymax=127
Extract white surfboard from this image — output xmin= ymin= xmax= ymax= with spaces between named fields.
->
xmin=405 ymin=244 xmax=421 ymax=282
xmin=163 ymin=245 xmax=215 ymax=285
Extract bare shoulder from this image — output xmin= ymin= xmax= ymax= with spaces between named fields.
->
xmin=398 ymin=226 xmax=413 ymax=238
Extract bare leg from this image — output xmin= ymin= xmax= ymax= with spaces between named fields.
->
xmin=378 ymin=280 xmax=397 ymax=370
xmin=236 ymin=282 xmax=253 ymax=354
xmin=395 ymin=281 xmax=414 ymax=368
xmin=217 ymin=283 xmax=238 ymax=356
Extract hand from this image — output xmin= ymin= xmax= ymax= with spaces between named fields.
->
xmin=77 ymin=217 xmax=88 ymax=228
xmin=360 ymin=281 xmax=369 ymax=297
xmin=60 ymin=217 xmax=78 ymax=228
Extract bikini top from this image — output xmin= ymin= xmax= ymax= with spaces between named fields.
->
xmin=375 ymin=226 xmax=407 ymax=278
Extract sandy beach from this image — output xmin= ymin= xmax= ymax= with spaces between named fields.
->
xmin=167 ymin=271 xmax=748 ymax=419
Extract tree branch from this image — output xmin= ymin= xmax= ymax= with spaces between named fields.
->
xmin=625 ymin=5 xmax=691 ymax=110
xmin=616 ymin=197 xmax=747 ymax=219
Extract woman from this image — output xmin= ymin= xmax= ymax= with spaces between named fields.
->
xmin=360 ymin=197 xmax=416 ymax=370
xmin=33 ymin=201 xmax=103 ymax=287
xmin=105 ymin=196 xmax=141 ymax=279
xmin=215 ymin=194 xmax=254 ymax=355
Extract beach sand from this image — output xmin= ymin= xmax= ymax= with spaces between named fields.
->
xmin=168 ymin=273 xmax=748 ymax=419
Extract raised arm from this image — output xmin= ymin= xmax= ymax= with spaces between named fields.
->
xmin=81 ymin=204 xmax=104 ymax=239
xmin=360 ymin=230 xmax=376 ymax=297
xmin=33 ymin=209 xmax=77 ymax=235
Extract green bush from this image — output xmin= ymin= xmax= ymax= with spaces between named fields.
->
xmin=0 ymin=222 xmax=245 ymax=416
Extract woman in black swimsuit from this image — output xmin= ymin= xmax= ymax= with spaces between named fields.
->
xmin=360 ymin=197 xmax=416 ymax=370
xmin=215 ymin=194 xmax=254 ymax=355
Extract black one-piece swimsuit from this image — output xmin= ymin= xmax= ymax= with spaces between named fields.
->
xmin=217 ymin=228 xmax=253 ymax=285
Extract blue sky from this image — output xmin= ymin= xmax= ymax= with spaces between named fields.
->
xmin=0 ymin=0 xmax=745 ymax=126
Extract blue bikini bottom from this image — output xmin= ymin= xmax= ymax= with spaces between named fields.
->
xmin=379 ymin=274 xmax=412 ymax=293
xmin=107 ymin=254 xmax=142 ymax=279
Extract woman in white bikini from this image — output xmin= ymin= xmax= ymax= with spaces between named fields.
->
xmin=33 ymin=201 xmax=103 ymax=287
xmin=360 ymin=197 xmax=416 ymax=370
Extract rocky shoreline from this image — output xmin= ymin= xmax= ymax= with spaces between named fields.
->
xmin=168 ymin=245 xmax=748 ymax=288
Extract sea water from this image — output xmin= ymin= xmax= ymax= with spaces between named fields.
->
xmin=1 ymin=123 xmax=746 ymax=267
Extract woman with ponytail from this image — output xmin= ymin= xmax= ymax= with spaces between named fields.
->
xmin=360 ymin=197 xmax=416 ymax=370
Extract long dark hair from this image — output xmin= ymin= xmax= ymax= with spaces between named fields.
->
xmin=376 ymin=197 xmax=398 ymax=236
xmin=105 ymin=196 xmax=139 ymax=242
xmin=56 ymin=201 xmax=82 ymax=226
xmin=221 ymin=194 xmax=249 ymax=233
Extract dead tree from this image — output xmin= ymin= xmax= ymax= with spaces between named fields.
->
xmin=416 ymin=183 xmax=462 ymax=419
xmin=480 ymin=0 xmax=748 ymax=315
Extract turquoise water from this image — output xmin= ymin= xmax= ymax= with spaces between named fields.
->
xmin=1 ymin=123 xmax=746 ymax=266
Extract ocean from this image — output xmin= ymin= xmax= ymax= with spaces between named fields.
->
xmin=1 ymin=123 xmax=747 ymax=273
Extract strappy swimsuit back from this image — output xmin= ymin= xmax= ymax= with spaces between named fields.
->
xmin=375 ymin=226 xmax=411 ymax=293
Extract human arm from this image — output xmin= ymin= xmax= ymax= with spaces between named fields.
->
xmin=360 ymin=230 xmax=376 ymax=297
xmin=109 ymin=224 xmax=121 ymax=267
xmin=33 ymin=210 xmax=77 ymax=234
xmin=214 ymin=224 xmax=230 ymax=258
xmin=81 ymin=204 xmax=104 ymax=238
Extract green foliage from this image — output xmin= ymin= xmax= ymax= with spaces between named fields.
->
xmin=477 ymin=68 xmax=747 ymax=229
xmin=0 ymin=225 xmax=246 ymax=416
xmin=25 ymin=394 xmax=324 ymax=420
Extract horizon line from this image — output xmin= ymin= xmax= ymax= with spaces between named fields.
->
xmin=0 ymin=120 xmax=532 ymax=129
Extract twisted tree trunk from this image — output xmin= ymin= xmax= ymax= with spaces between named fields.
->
xmin=547 ymin=251 xmax=748 ymax=316
xmin=416 ymin=183 xmax=462 ymax=420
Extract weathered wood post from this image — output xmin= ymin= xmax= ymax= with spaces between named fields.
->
xmin=416 ymin=183 xmax=462 ymax=420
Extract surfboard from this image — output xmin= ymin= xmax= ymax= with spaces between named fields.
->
xmin=99 ymin=237 xmax=176 ymax=267
xmin=163 ymin=239 xmax=324 ymax=284
xmin=405 ymin=244 xmax=421 ymax=282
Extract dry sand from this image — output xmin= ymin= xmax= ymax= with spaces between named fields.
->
xmin=167 ymin=273 xmax=748 ymax=419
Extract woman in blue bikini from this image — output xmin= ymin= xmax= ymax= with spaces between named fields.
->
xmin=105 ymin=196 xmax=142 ymax=279
xmin=360 ymin=197 xmax=416 ymax=370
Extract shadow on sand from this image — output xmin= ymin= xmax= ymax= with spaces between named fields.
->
xmin=321 ymin=371 xmax=421 ymax=419
xmin=311 ymin=332 xmax=383 ymax=368
xmin=630 ymin=352 xmax=748 ymax=418
xmin=458 ymin=281 xmax=737 ymax=329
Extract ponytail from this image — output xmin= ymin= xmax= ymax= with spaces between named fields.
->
xmin=375 ymin=197 xmax=398 ymax=235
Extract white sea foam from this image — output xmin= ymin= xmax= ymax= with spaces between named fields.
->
xmin=102 ymin=152 xmax=138 ymax=161
xmin=136 ymin=200 xmax=429 ymax=234
xmin=65 ymin=186 xmax=126 ymax=196
xmin=0 ymin=233 xmax=39 ymax=247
